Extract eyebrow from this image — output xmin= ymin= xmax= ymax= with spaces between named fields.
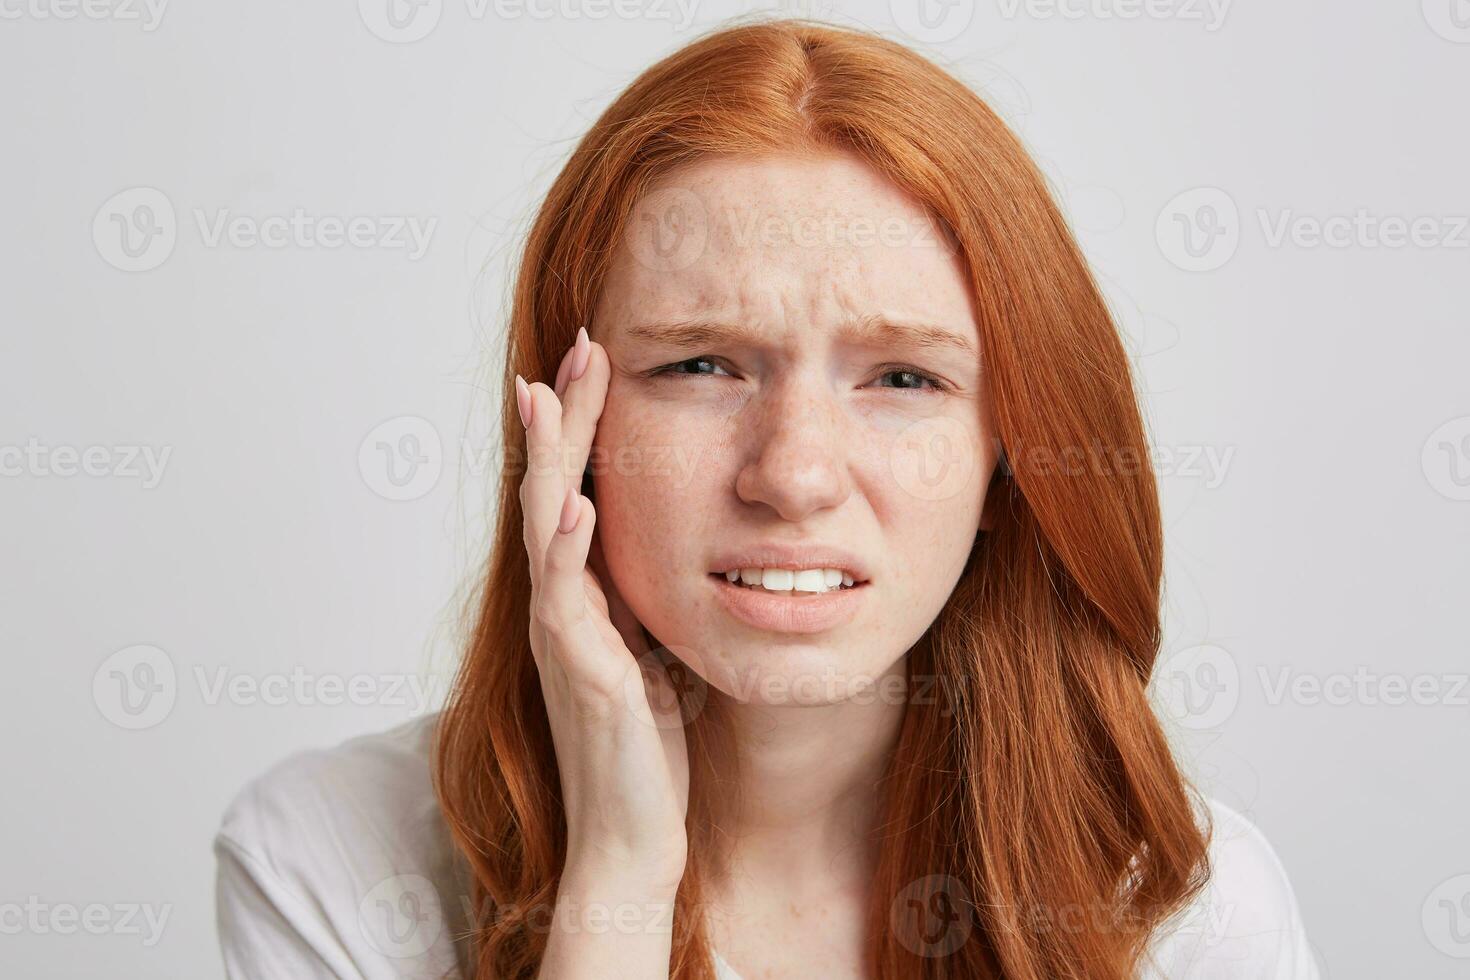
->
xmin=624 ymin=314 xmax=977 ymax=359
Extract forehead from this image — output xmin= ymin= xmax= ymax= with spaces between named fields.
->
xmin=598 ymin=151 xmax=977 ymax=343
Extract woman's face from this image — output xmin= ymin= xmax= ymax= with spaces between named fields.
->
xmin=590 ymin=150 xmax=998 ymax=706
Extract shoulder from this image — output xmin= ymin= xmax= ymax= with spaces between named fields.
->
xmin=1142 ymin=796 xmax=1321 ymax=979
xmin=213 ymin=712 xmax=472 ymax=979
xmin=216 ymin=711 xmax=446 ymax=866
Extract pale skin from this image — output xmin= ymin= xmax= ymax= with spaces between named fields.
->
xmin=519 ymin=150 xmax=1001 ymax=979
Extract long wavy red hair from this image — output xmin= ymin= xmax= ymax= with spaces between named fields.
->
xmin=434 ymin=17 xmax=1209 ymax=979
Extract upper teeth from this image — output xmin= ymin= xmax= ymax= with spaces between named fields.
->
xmin=723 ymin=568 xmax=856 ymax=592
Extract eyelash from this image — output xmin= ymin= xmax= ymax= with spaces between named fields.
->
xmin=648 ymin=357 xmax=949 ymax=393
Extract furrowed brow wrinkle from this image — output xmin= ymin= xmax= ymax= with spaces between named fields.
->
xmin=842 ymin=314 xmax=977 ymax=359
xmin=626 ymin=315 xmax=976 ymax=358
xmin=625 ymin=319 xmax=765 ymax=349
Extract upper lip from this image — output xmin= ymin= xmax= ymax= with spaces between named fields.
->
xmin=709 ymin=544 xmax=872 ymax=583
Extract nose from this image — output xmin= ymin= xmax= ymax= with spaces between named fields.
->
xmin=734 ymin=376 xmax=854 ymax=522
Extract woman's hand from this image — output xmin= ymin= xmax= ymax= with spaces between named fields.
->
xmin=517 ymin=327 xmax=691 ymax=895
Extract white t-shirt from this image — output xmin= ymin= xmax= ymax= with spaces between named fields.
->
xmin=214 ymin=713 xmax=1320 ymax=979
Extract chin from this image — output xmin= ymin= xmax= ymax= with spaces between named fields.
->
xmin=688 ymin=636 xmax=903 ymax=708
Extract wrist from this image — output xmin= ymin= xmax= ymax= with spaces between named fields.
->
xmin=537 ymin=861 xmax=683 ymax=980
xmin=561 ymin=848 xmax=687 ymax=899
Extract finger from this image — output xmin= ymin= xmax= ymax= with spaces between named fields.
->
xmin=520 ymin=378 xmax=570 ymax=591
xmin=538 ymin=488 xmax=617 ymax=681
xmin=557 ymin=335 xmax=609 ymax=503
xmin=552 ymin=344 xmax=574 ymax=399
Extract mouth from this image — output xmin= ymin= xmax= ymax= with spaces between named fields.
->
xmin=707 ymin=570 xmax=870 ymax=634
xmin=709 ymin=567 xmax=866 ymax=595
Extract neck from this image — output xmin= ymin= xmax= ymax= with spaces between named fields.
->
xmin=708 ymin=656 xmax=908 ymax=893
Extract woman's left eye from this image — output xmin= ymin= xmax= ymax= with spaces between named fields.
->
xmin=870 ymin=366 xmax=946 ymax=393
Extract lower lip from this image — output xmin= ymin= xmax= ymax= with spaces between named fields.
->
xmin=709 ymin=574 xmax=868 ymax=635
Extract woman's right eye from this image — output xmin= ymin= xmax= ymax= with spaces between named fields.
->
xmin=653 ymin=356 xmax=731 ymax=377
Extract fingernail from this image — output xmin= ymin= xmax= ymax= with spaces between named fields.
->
xmin=515 ymin=374 xmax=532 ymax=428
xmin=558 ymin=485 xmax=580 ymax=533
xmin=570 ymin=326 xmax=591 ymax=382
xmin=553 ymin=347 xmax=573 ymax=399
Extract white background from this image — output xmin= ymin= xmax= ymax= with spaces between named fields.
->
xmin=2 ymin=1 xmax=1467 ymax=977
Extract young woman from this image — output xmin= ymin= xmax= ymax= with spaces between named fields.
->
xmin=215 ymin=19 xmax=1317 ymax=980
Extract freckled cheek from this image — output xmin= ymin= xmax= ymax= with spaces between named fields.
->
xmin=875 ymin=412 xmax=987 ymax=520
xmin=590 ymin=403 xmax=737 ymax=582
xmin=595 ymin=399 xmax=731 ymax=486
